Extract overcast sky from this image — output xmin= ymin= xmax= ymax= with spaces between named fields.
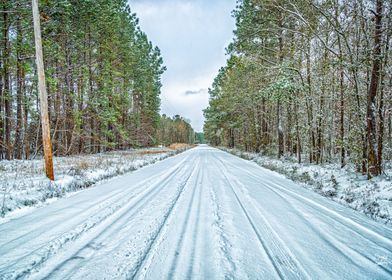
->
xmin=129 ymin=0 xmax=236 ymax=132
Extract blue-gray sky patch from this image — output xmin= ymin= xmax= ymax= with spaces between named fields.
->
xmin=129 ymin=0 xmax=236 ymax=132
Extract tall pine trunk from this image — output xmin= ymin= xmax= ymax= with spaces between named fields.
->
xmin=366 ymin=0 xmax=383 ymax=178
xmin=3 ymin=0 xmax=11 ymax=160
xmin=15 ymin=11 xmax=24 ymax=159
xmin=377 ymin=14 xmax=390 ymax=175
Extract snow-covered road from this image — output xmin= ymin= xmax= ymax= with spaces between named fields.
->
xmin=1 ymin=145 xmax=392 ymax=279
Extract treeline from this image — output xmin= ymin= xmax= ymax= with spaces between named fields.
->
xmin=195 ymin=132 xmax=205 ymax=144
xmin=157 ymin=114 xmax=195 ymax=146
xmin=0 ymin=0 xmax=192 ymax=160
xmin=204 ymin=0 xmax=391 ymax=177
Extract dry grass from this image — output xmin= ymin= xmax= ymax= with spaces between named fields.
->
xmin=168 ymin=143 xmax=195 ymax=150
xmin=138 ymin=150 xmax=168 ymax=155
xmin=77 ymin=160 xmax=90 ymax=170
xmin=0 ymin=146 xmax=193 ymax=186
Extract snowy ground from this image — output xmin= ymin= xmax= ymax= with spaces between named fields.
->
xmin=0 ymin=147 xmax=189 ymax=220
xmin=1 ymin=145 xmax=392 ymax=279
xmin=222 ymin=148 xmax=392 ymax=226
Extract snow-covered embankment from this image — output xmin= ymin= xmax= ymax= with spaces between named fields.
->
xmin=0 ymin=147 xmax=191 ymax=220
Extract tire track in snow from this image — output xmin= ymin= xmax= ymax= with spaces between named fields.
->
xmin=3 ymin=184 xmax=139 ymax=279
xmin=205 ymin=150 xmax=253 ymax=279
xmin=125 ymin=157 xmax=200 ymax=280
xmin=209 ymin=175 xmax=238 ymax=279
xmin=223 ymin=177 xmax=311 ymax=279
xmin=38 ymin=161 xmax=191 ymax=280
xmin=219 ymin=154 xmax=392 ymax=277
xmin=166 ymin=164 xmax=202 ymax=279
xmin=1 ymin=154 xmax=189 ymax=272
xmin=215 ymin=155 xmax=308 ymax=280
xmin=263 ymin=181 xmax=392 ymax=276
xmin=185 ymin=165 xmax=204 ymax=279
xmin=8 ymin=157 xmax=189 ymax=279
xmin=1 ymin=184 xmax=131 ymax=254
xmin=222 ymin=167 xmax=363 ymax=277
xmin=1 ymin=155 xmax=188 ymax=254
xmin=224 ymin=157 xmax=392 ymax=255
xmin=222 ymin=155 xmax=392 ymax=250
xmin=268 ymin=184 xmax=392 ymax=277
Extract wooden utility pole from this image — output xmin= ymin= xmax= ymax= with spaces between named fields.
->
xmin=32 ymin=0 xmax=54 ymax=180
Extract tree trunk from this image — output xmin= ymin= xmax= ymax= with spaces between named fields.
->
xmin=277 ymin=100 xmax=284 ymax=158
xmin=23 ymin=89 xmax=30 ymax=159
xmin=3 ymin=0 xmax=11 ymax=160
xmin=366 ymin=0 xmax=383 ymax=178
xmin=277 ymin=17 xmax=284 ymax=158
xmin=339 ymin=67 xmax=345 ymax=168
xmin=377 ymin=14 xmax=390 ymax=174
xmin=15 ymin=11 xmax=24 ymax=159
xmin=294 ymin=92 xmax=301 ymax=164
xmin=305 ymin=40 xmax=316 ymax=163
xmin=0 ymin=3 xmax=4 ymax=160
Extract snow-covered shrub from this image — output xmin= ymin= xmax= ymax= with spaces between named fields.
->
xmin=297 ymin=171 xmax=312 ymax=184
xmin=321 ymin=185 xmax=337 ymax=197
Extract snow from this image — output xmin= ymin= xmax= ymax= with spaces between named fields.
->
xmin=0 ymin=147 xmax=187 ymax=220
xmin=222 ymin=147 xmax=392 ymax=226
xmin=0 ymin=146 xmax=392 ymax=279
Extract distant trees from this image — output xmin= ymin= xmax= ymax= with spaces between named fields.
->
xmin=204 ymin=0 xmax=392 ymax=178
xmin=0 ymin=0 xmax=191 ymax=159
xmin=157 ymin=114 xmax=195 ymax=146
xmin=195 ymin=132 xmax=205 ymax=144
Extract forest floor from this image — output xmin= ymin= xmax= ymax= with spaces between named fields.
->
xmin=1 ymin=146 xmax=391 ymax=279
xmin=221 ymin=147 xmax=392 ymax=226
xmin=0 ymin=144 xmax=193 ymax=220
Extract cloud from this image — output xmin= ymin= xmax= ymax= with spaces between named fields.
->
xmin=129 ymin=0 xmax=236 ymax=132
xmin=184 ymin=89 xmax=208 ymax=96
xmin=161 ymin=87 xmax=210 ymax=133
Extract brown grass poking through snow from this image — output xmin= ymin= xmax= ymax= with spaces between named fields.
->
xmin=168 ymin=143 xmax=195 ymax=150
xmin=137 ymin=150 xmax=169 ymax=155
